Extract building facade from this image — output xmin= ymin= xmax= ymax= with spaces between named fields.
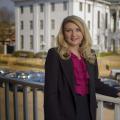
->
xmin=12 ymin=0 xmax=120 ymax=53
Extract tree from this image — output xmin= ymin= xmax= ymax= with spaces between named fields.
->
xmin=0 ymin=7 xmax=14 ymax=23
xmin=0 ymin=7 xmax=15 ymax=45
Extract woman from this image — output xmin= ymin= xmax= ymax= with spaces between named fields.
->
xmin=44 ymin=15 xmax=120 ymax=120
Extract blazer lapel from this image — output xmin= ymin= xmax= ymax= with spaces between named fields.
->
xmin=59 ymin=58 xmax=75 ymax=91
xmin=85 ymin=60 xmax=95 ymax=87
xmin=86 ymin=61 xmax=93 ymax=78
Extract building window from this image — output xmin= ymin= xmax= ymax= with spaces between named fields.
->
xmin=119 ymin=39 xmax=120 ymax=47
xmin=40 ymin=35 xmax=44 ymax=50
xmin=20 ymin=6 xmax=24 ymax=14
xmin=88 ymin=20 xmax=90 ymax=30
xmin=30 ymin=5 xmax=33 ymax=13
xmin=105 ymin=13 xmax=108 ymax=29
xmin=51 ymin=35 xmax=55 ymax=47
xmin=41 ymin=44 xmax=45 ymax=50
xmin=40 ymin=20 xmax=43 ymax=29
xmin=51 ymin=3 xmax=55 ymax=11
xmin=30 ymin=35 xmax=34 ymax=49
xmin=40 ymin=3 xmax=44 ymax=12
xmin=105 ymin=36 xmax=107 ymax=49
xmin=79 ymin=2 xmax=83 ymax=11
xmin=51 ymin=19 xmax=55 ymax=29
xmin=20 ymin=21 xmax=24 ymax=30
xmin=21 ymin=35 xmax=24 ymax=49
xmin=63 ymin=1 xmax=67 ymax=11
xmin=30 ymin=20 xmax=33 ymax=29
xmin=97 ymin=35 xmax=100 ymax=45
xmin=40 ymin=35 xmax=43 ymax=42
xmin=88 ymin=4 xmax=91 ymax=13
xmin=118 ymin=10 xmax=120 ymax=18
xmin=98 ymin=11 xmax=100 ymax=28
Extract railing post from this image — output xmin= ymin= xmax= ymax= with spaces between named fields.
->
xmin=5 ymin=82 xmax=10 ymax=120
xmin=33 ymin=88 xmax=38 ymax=120
xmin=13 ymin=85 xmax=19 ymax=120
xmin=96 ymin=101 xmax=104 ymax=120
xmin=0 ymin=91 xmax=1 ymax=120
xmin=23 ymin=86 xmax=29 ymax=120
xmin=115 ymin=104 xmax=120 ymax=120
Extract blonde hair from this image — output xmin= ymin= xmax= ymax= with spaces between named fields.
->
xmin=56 ymin=15 xmax=96 ymax=64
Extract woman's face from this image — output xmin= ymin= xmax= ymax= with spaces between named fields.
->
xmin=63 ymin=22 xmax=83 ymax=48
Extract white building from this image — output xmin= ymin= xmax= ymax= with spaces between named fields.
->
xmin=12 ymin=0 xmax=120 ymax=53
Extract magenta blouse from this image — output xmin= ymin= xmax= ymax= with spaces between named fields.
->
xmin=70 ymin=53 xmax=89 ymax=96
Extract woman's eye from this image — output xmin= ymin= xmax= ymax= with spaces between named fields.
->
xmin=76 ymin=28 xmax=80 ymax=32
xmin=64 ymin=29 xmax=72 ymax=32
xmin=64 ymin=28 xmax=80 ymax=32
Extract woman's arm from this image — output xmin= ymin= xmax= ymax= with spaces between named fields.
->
xmin=94 ymin=57 xmax=120 ymax=97
xmin=44 ymin=48 xmax=62 ymax=120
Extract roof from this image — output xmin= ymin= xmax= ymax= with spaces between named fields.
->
xmin=105 ymin=0 xmax=120 ymax=3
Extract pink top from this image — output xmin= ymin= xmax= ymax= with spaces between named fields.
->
xmin=70 ymin=53 xmax=89 ymax=96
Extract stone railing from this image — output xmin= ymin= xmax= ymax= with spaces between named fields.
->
xmin=96 ymin=94 xmax=120 ymax=120
xmin=0 ymin=75 xmax=120 ymax=120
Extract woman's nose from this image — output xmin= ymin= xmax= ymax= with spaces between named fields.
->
xmin=72 ymin=30 xmax=76 ymax=36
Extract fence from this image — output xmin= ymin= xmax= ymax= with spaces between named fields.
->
xmin=0 ymin=76 xmax=44 ymax=120
xmin=96 ymin=94 xmax=120 ymax=120
xmin=0 ymin=76 xmax=120 ymax=120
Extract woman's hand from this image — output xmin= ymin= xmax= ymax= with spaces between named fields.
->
xmin=117 ymin=92 xmax=120 ymax=97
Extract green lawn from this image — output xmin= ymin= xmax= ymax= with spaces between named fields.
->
xmin=98 ymin=55 xmax=120 ymax=77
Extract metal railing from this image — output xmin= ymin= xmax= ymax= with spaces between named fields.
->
xmin=0 ymin=76 xmax=44 ymax=120
xmin=96 ymin=94 xmax=120 ymax=120
xmin=0 ymin=76 xmax=120 ymax=120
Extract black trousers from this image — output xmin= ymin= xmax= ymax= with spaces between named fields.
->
xmin=75 ymin=94 xmax=92 ymax=120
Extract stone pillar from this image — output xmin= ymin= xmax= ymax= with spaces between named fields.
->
xmin=15 ymin=6 xmax=20 ymax=51
xmin=68 ymin=0 xmax=74 ymax=15
xmin=44 ymin=2 xmax=51 ymax=51
xmin=4 ymin=44 xmax=7 ymax=55
xmin=116 ymin=9 xmax=119 ymax=31
xmin=33 ymin=3 xmax=39 ymax=53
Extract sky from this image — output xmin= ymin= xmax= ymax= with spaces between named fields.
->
xmin=0 ymin=0 xmax=14 ymax=11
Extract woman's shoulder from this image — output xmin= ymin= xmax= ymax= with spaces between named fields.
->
xmin=48 ymin=47 xmax=58 ymax=54
xmin=48 ymin=47 xmax=58 ymax=52
xmin=47 ymin=47 xmax=59 ymax=57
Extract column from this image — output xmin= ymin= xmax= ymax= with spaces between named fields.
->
xmin=33 ymin=3 xmax=39 ymax=53
xmin=68 ymin=0 xmax=74 ymax=15
xmin=15 ymin=6 xmax=20 ymax=51
xmin=44 ymin=2 xmax=51 ymax=51
xmin=116 ymin=9 xmax=119 ymax=31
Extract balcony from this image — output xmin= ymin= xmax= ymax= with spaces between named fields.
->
xmin=0 ymin=76 xmax=120 ymax=120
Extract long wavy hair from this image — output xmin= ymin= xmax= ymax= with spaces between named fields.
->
xmin=56 ymin=15 xmax=96 ymax=64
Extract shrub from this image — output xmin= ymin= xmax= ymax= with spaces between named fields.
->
xmin=13 ymin=51 xmax=34 ymax=58
xmin=97 ymin=51 xmax=119 ymax=57
xmin=34 ymin=51 xmax=47 ymax=58
xmin=0 ymin=45 xmax=4 ymax=53
xmin=0 ymin=60 xmax=8 ymax=64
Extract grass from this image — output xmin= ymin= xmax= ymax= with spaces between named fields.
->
xmin=97 ymin=52 xmax=119 ymax=57
xmin=0 ymin=54 xmax=120 ymax=77
xmin=98 ymin=55 xmax=120 ymax=77
xmin=0 ymin=55 xmax=45 ymax=68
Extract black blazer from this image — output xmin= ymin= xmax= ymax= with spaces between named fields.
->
xmin=44 ymin=48 xmax=119 ymax=120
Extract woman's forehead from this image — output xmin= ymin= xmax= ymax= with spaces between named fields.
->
xmin=64 ymin=22 xmax=79 ymax=27
xmin=63 ymin=21 xmax=83 ymax=30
